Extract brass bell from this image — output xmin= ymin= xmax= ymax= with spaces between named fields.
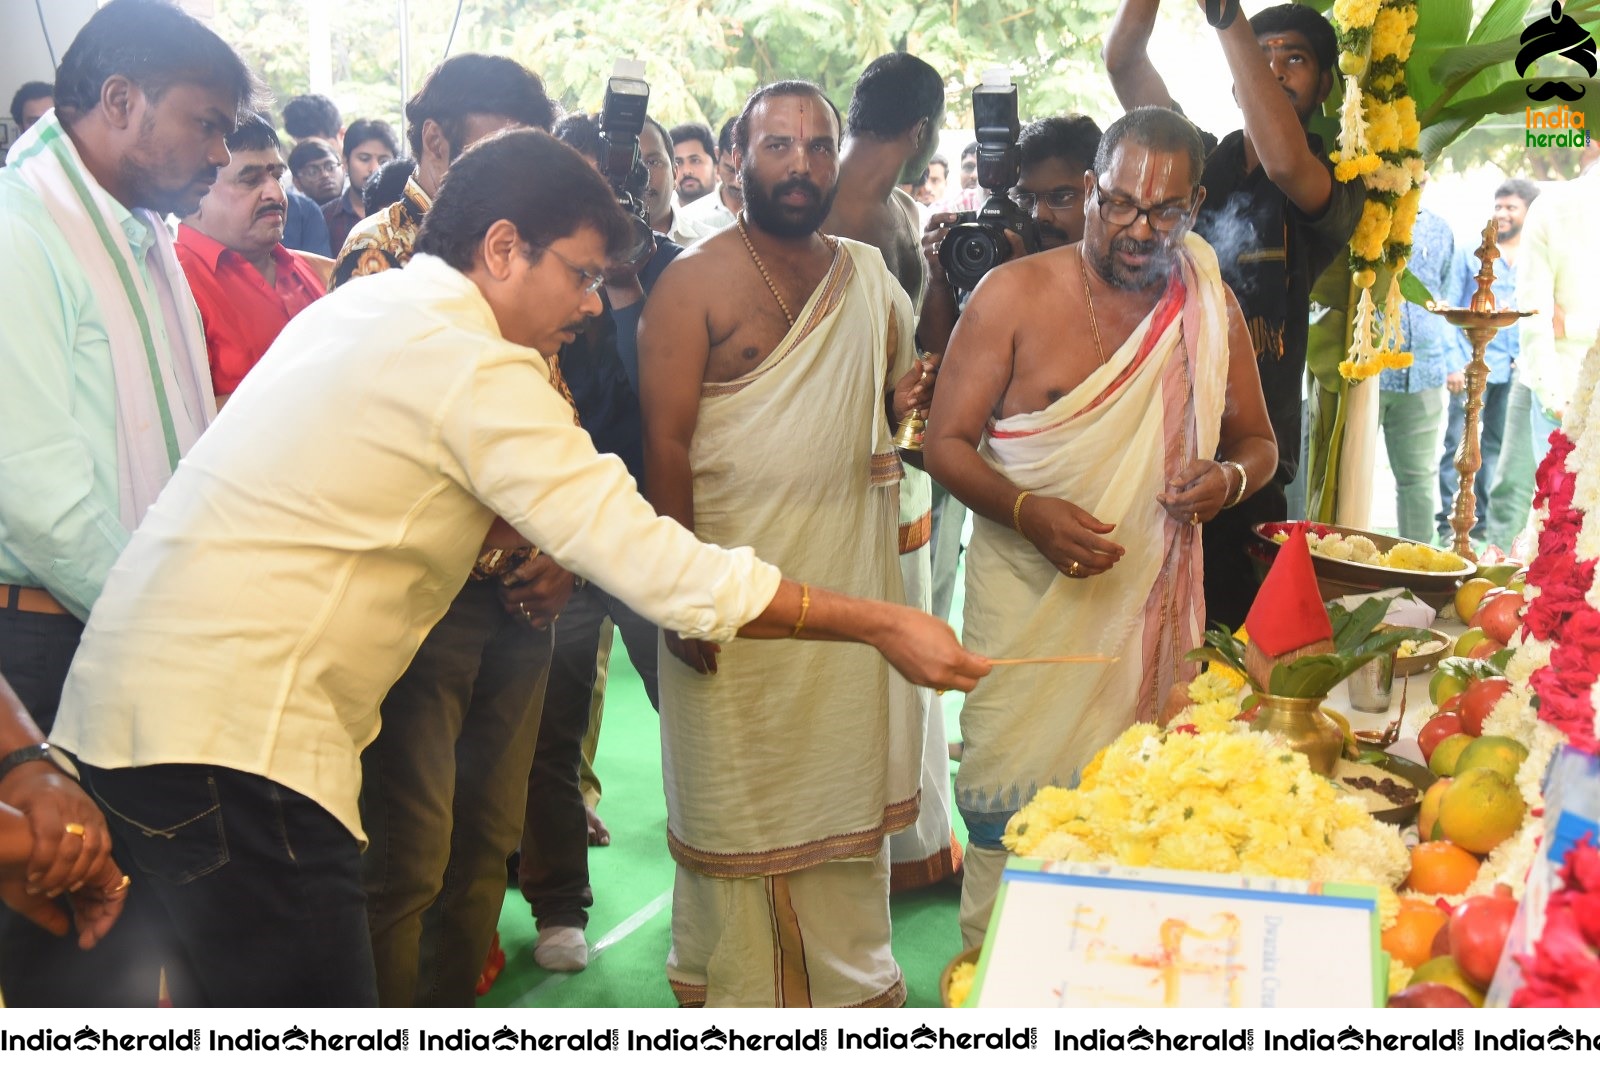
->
xmin=894 ymin=408 xmax=926 ymax=451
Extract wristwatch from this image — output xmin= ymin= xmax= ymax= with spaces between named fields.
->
xmin=0 ymin=741 xmax=55 ymax=784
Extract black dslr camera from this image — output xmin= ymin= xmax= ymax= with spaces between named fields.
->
xmin=938 ymin=78 xmax=1039 ymax=294
xmin=598 ymin=62 xmax=656 ymax=269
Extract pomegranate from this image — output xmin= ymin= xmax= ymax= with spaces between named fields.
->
xmin=1449 ymin=889 xmax=1518 ymax=988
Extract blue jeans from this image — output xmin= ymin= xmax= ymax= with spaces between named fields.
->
xmin=80 ymin=762 xmax=376 ymax=1007
xmin=361 ymin=579 xmax=552 ymax=1006
xmin=1436 ymin=381 xmax=1509 ymax=542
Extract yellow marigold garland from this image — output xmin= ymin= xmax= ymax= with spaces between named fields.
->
xmin=1330 ymin=0 xmax=1423 ymax=382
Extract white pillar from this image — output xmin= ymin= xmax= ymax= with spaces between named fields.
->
xmin=1336 ymin=377 xmax=1378 ymax=529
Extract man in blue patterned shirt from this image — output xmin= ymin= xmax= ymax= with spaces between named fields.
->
xmin=1378 ymin=204 xmax=1455 ymax=543
xmin=1436 ymin=180 xmax=1539 ymax=548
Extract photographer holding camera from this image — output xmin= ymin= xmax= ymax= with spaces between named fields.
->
xmin=923 ymin=107 xmax=1276 ymax=950
xmin=515 ymin=101 xmax=685 ymax=975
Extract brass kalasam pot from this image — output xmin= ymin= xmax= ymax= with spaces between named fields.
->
xmin=1249 ymin=694 xmax=1344 ymax=776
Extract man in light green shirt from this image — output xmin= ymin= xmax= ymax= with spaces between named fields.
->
xmin=0 ymin=0 xmax=258 ymax=1007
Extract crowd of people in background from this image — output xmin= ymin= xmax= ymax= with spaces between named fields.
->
xmin=0 ymin=0 xmax=1592 ymax=1011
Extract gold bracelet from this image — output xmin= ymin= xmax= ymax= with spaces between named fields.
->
xmin=791 ymin=583 xmax=811 ymax=638
xmin=1012 ymin=491 xmax=1031 ymax=534
xmin=1222 ymin=461 xmax=1248 ymax=509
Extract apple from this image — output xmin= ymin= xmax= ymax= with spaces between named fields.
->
xmin=1471 ymin=589 xmax=1526 ymax=646
xmin=1438 ymin=693 xmax=1465 ymax=717
xmin=1468 ymin=638 xmax=1505 ymax=660
xmin=1454 ymin=627 xmax=1486 ymax=658
xmin=1418 ymin=712 xmax=1466 ymax=763
xmin=1460 ymin=678 xmax=1512 ymax=737
xmin=1451 ymin=890 xmax=1518 ymax=988
xmin=1387 ymin=983 xmax=1474 ymax=1008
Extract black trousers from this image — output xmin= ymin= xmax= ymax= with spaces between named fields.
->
xmin=0 ymin=606 xmax=164 ymax=1007
xmin=81 ymin=763 xmax=376 ymax=1007
xmin=518 ymin=584 xmax=658 ymax=930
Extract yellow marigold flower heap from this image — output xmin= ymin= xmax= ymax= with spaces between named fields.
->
xmin=1002 ymin=725 xmax=1410 ymax=888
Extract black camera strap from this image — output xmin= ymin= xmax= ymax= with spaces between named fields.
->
xmin=1204 ymin=0 xmax=1240 ymax=30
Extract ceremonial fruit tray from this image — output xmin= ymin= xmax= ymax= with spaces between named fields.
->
xmin=1249 ymin=523 xmax=1473 ymax=609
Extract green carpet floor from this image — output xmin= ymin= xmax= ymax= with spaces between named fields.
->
xmin=484 ymin=596 xmax=970 ymax=1009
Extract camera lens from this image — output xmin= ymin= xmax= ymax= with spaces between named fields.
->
xmin=939 ymin=222 xmax=1010 ymax=292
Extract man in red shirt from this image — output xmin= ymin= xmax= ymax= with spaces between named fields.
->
xmin=176 ymin=112 xmax=326 ymax=404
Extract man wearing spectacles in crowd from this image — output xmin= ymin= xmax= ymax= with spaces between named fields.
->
xmin=1105 ymin=0 xmax=1364 ymax=628
xmin=923 ymin=107 xmax=1277 ymax=951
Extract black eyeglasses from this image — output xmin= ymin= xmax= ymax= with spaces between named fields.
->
xmin=1092 ymin=183 xmax=1193 ymax=233
xmin=541 ymin=246 xmax=606 ymax=295
xmin=1008 ymin=187 xmax=1082 ymax=212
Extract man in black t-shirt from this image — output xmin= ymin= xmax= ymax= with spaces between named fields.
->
xmin=1106 ymin=1 xmax=1363 ymax=627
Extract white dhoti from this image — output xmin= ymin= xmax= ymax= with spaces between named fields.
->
xmin=954 ymin=235 xmax=1231 ymax=947
xmin=660 ymin=239 xmax=922 ymax=1006
xmin=888 ymin=466 xmax=961 ymax=891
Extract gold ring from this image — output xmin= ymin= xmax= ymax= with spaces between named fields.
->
xmin=63 ymin=822 xmax=86 ymax=837
xmin=104 ymin=874 xmax=131 ymax=898
xmin=1190 ymin=512 xmax=1200 ymax=526
xmin=1068 ymin=560 xmax=1082 ymax=577
xmin=520 ymin=604 xmax=533 ymax=620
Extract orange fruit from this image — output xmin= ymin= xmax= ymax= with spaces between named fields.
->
xmin=1382 ymin=900 xmax=1450 ymax=969
xmin=1405 ymin=841 xmax=1481 ymax=895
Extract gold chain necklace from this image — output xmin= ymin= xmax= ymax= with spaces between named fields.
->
xmin=1079 ymin=247 xmax=1107 ymax=366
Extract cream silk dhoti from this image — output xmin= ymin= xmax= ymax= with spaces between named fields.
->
xmin=954 ymin=235 xmax=1231 ymax=947
xmin=660 ymin=238 xmax=922 ymax=1007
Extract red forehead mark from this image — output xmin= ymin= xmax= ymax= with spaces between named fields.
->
xmin=1132 ymin=153 xmax=1176 ymax=203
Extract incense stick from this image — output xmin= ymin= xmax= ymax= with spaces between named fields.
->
xmin=986 ymin=655 xmax=1117 ymax=665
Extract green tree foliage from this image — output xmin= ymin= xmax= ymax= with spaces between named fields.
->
xmin=214 ymin=0 xmax=1122 ymax=139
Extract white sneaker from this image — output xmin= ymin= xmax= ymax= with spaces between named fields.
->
xmin=533 ymin=925 xmax=589 ymax=972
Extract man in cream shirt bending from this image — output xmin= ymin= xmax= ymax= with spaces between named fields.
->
xmin=50 ymin=130 xmax=987 ymax=1008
